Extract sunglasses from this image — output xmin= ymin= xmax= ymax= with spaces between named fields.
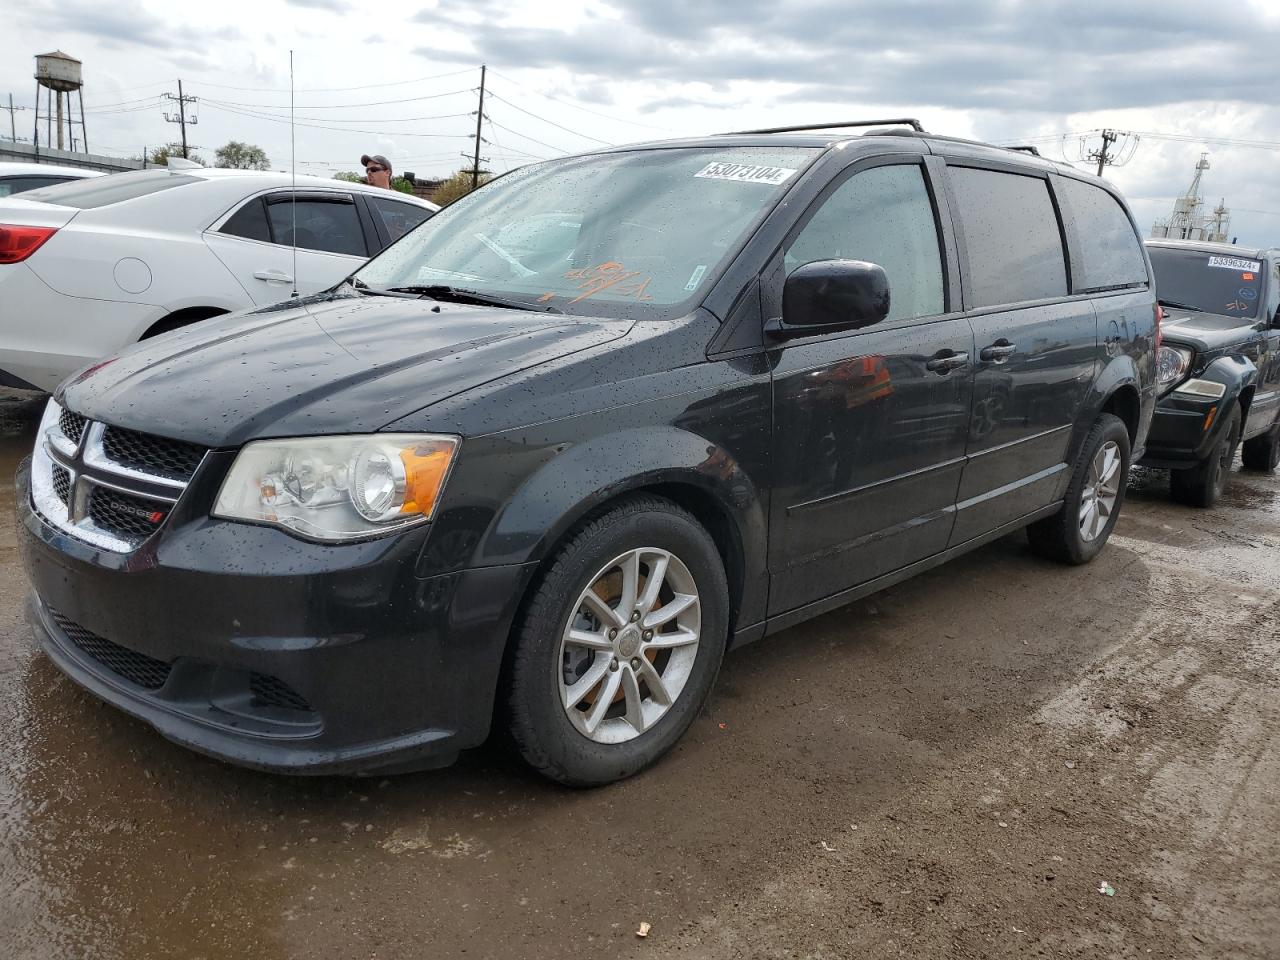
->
xmin=366 ymin=166 xmax=386 ymax=174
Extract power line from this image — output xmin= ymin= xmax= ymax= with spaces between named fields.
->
xmin=484 ymin=90 xmax=616 ymax=146
xmin=189 ymin=67 xmax=475 ymax=94
xmin=487 ymin=68 xmax=680 ymax=134
xmin=488 ymin=118 xmax=581 ymax=156
xmin=200 ymin=100 xmax=475 ymax=138
xmin=195 ymin=88 xmax=475 ymax=110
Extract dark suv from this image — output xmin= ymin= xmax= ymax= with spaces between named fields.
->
xmin=16 ymin=121 xmax=1158 ymax=785
xmin=1141 ymin=240 xmax=1280 ymax=505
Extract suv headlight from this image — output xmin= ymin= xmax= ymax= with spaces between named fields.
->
xmin=1156 ymin=345 xmax=1194 ymax=391
xmin=213 ymin=434 xmax=458 ymax=541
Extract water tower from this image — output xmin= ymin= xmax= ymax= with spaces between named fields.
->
xmin=34 ymin=50 xmax=88 ymax=153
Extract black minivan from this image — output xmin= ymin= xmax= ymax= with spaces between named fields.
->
xmin=17 ymin=122 xmax=1158 ymax=785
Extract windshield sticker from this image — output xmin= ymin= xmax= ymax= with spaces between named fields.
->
xmin=1240 ymin=287 xmax=1258 ymax=301
xmin=1243 ymin=272 xmax=1256 ymax=281
xmin=555 ymin=262 xmax=655 ymax=304
xmin=685 ymin=265 xmax=708 ymax=292
xmin=694 ymin=162 xmax=797 ymax=186
xmin=1208 ymin=255 xmax=1262 ymax=272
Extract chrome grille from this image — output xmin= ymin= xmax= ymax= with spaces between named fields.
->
xmin=51 ymin=464 xmax=71 ymax=505
xmin=29 ymin=400 xmax=204 ymax=553
xmin=101 ymin=426 xmax=206 ymax=482
xmin=58 ymin=409 xmax=87 ymax=445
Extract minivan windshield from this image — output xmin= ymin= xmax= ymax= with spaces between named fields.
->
xmin=354 ymin=146 xmax=821 ymax=318
xmin=1148 ymin=246 xmax=1265 ymax=319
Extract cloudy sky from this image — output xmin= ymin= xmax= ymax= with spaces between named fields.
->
xmin=4 ymin=0 xmax=1279 ymax=245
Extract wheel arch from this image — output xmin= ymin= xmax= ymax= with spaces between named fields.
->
xmin=139 ymin=305 xmax=231 ymax=340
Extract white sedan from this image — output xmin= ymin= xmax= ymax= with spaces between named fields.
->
xmin=0 ymin=160 xmax=103 ymax=197
xmin=0 ymin=164 xmax=438 ymax=392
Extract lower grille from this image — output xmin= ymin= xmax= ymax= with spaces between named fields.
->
xmin=88 ymin=487 xmax=169 ymax=541
xmin=249 ymin=673 xmax=313 ymax=713
xmin=50 ymin=610 xmax=173 ymax=690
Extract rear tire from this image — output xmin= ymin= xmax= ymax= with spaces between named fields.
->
xmin=1027 ymin=413 xmax=1130 ymax=565
xmin=507 ymin=495 xmax=729 ymax=787
xmin=1170 ymin=406 xmax=1241 ymax=508
xmin=1241 ymin=419 xmax=1280 ymax=473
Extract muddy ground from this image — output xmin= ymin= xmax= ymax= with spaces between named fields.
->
xmin=2 ymin=401 xmax=1277 ymax=960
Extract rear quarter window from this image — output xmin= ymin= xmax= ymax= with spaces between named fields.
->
xmin=19 ymin=170 xmax=199 ymax=209
xmin=948 ymin=166 xmax=1069 ymax=308
xmin=1059 ymin=178 xmax=1148 ymax=291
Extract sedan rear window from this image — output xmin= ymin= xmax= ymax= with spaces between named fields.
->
xmin=19 ymin=170 xmax=199 ymax=209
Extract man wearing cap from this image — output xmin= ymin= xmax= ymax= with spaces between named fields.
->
xmin=361 ymin=154 xmax=393 ymax=190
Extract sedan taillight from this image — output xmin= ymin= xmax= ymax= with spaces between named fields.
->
xmin=0 ymin=224 xmax=58 ymax=264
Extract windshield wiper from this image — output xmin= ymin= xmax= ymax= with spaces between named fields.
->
xmin=348 ymin=277 xmax=420 ymax=299
xmin=385 ymin=284 xmax=563 ymax=314
xmin=1158 ymin=298 xmax=1203 ymax=313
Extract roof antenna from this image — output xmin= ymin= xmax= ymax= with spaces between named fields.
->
xmin=289 ymin=49 xmax=298 ymax=299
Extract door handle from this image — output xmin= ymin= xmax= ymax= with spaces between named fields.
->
xmin=253 ymin=269 xmax=294 ymax=283
xmin=980 ymin=340 xmax=1017 ymax=363
xmin=926 ymin=350 xmax=970 ymax=374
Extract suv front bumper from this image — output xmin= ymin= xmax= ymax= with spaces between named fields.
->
xmin=16 ymin=456 xmax=536 ymax=775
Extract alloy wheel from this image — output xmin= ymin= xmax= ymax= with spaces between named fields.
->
xmin=1079 ymin=440 xmax=1122 ymax=542
xmin=557 ymin=548 xmax=701 ymax=744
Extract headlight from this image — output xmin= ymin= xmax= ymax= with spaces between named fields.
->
xmin=1156 ymin=345 xmax=1194 ymax=390
xmin=213 ymin=434 xmax=458 ymax=541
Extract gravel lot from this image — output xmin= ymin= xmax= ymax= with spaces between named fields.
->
xmin=2 ymin=401 xmax=1277 ymax=959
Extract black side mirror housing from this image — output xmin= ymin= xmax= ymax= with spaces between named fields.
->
xmin=773 ymin=259 xmax=890 ymax=338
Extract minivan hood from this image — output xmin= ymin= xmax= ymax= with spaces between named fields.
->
xmin=1161 ymin=309 xmax=1262 ymax=355
xmin=59 ymin=294 xmax=633 ymax=447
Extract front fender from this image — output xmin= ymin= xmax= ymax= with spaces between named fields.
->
xmin=1141 ymin=355 xmax=1254 ymax=466
xmin=464 ymin=424 xmax=770 ymax=632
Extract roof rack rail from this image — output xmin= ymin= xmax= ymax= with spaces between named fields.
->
xmin=720 ymin=118 xmax=925 ymax=135
xmin=1006 ymin=145 xmax=1042 ymax=156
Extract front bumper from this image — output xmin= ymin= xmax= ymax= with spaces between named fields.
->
xmin=16 ymin=456 xmax=536 ymax=775
xmin=1138 ymin=389 xmax=1229 ymax=470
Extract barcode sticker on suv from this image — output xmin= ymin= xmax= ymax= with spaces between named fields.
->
xmin=1208 ymin=255 xmax=1262 ymax=272
xmin=695 ymin=162 xmax=797 ymax=185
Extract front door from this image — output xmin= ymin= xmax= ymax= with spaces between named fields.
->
xmin=1247 ymin=259 xmax=1280 ymax=438
xmin=767 ymin=160 xmax=973 ymax=616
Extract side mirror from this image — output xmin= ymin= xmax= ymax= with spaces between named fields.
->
xmin=775 ymin=259 xmax=890 ymax=337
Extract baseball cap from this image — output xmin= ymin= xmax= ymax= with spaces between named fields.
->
xmin=360 ymin=154 xmax=392 ymax=171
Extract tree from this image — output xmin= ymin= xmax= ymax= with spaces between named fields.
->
xmin=431 ymin=169 xmax=493 ymax=206
xmin=149 ymin=142 xmax=206 ymax=167
xmin=215 ymin=141 xmax=270 ymax=170
xmin=334 ymin=171 xmax=363 ymax=183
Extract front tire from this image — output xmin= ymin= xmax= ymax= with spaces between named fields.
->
xmin=1170 ymin=406 xmax=1241 ymax=508
xmin=507 ymin=495 xmax=729 ymax=787
xmin=1027 ymin=413 xmax=1130 ymax=565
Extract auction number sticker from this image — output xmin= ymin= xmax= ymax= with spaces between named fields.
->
xmin=1208 ymin=255 xmax=1262 ymax=272
xmin=695 ymin=161 xmax=798 ymax=185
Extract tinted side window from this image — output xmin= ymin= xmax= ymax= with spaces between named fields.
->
xmin=0 ymin=175 xmax=74 ymax=197
xmin=220 ymin=197 xmax=270 ymax=242
xmin=266 ymin=198 xmax=366 ymax=257
xmin=948 ymin=166 xmax=1068 ymax=308
xmin=786 ymin=164 xmax=944 ymax=322
xmin=368 ymin=196 xmax=433 ymax=245
xmin=1060 ymin=178 xmax=1147 ymax=291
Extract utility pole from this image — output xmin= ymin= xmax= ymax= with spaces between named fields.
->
xmin=163 ymin=80 xmax=198 ymax=159
xmin=471 ymin=64 xmax=486 ymax=189
xmin=4 ymin=94 xmax=27 ymax=143
xmin=1087 ymin=128 xmax=1119 ymax=177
